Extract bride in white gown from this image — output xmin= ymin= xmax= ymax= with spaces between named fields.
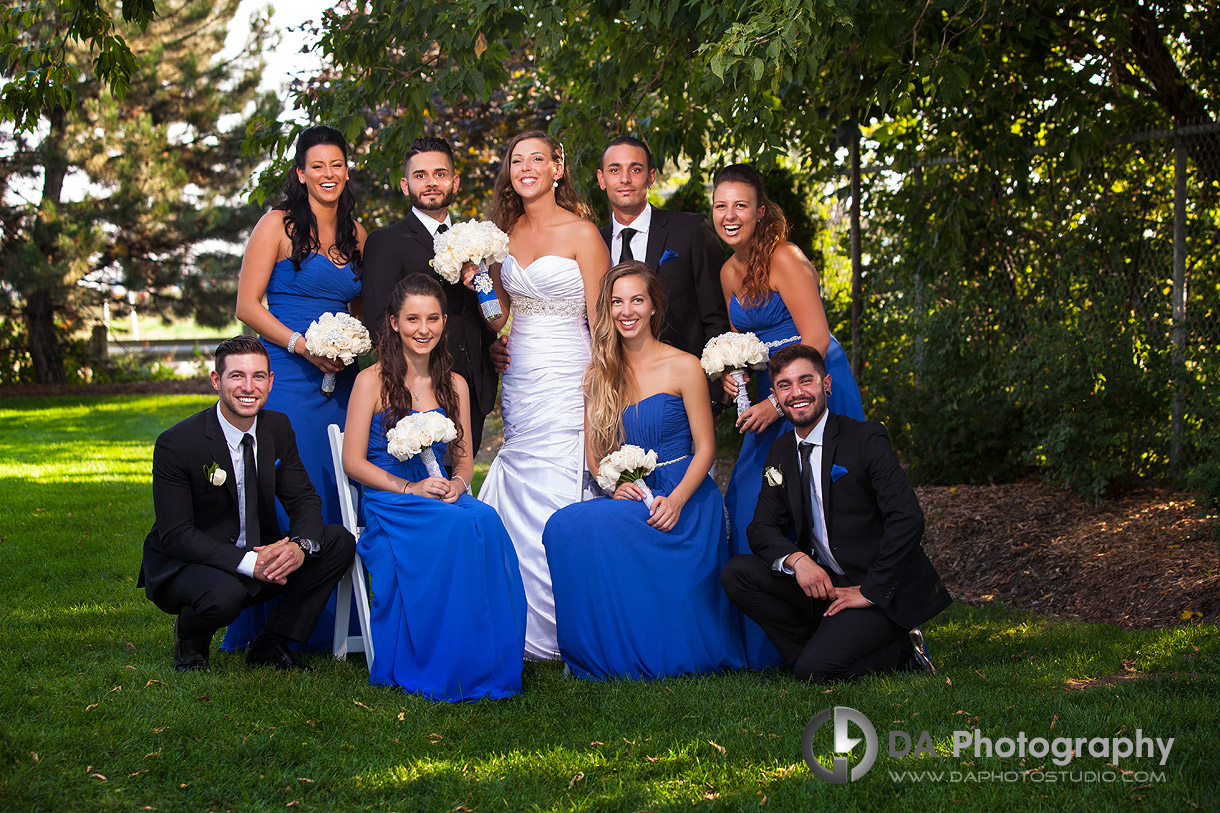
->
xmin=471 ymin=131 xmax=609 ymax=659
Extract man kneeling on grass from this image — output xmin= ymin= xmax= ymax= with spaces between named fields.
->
xmin=138 ymin=336 xmax=354 ymax=672
xmin=721 ymin=344 xmax=951 ymax=681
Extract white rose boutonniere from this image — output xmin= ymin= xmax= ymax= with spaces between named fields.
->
xmin=205 ymin=461 xmax=227 ymax=487
xmin=764 ymin=465 xmax=783 ymax=487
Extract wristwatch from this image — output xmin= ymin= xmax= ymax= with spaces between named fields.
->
xmin=291 ymin=536 xmax=320 ymax=556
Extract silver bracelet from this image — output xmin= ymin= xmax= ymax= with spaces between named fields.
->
xmin=453 ymin=474 xmax=470 ymax=494
xmin=286 ymin=331 xmax=303 ymax=354
xmin=768 ymin=393 xmax=783 ymax=416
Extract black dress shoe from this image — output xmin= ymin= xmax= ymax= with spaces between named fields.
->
xmin=246 ymin=638 xmax=312 ymax=671
xmin=174 ymin=617 xmax=211 ymax=672
xmin=907 ymin=628 xmax=937 ymax=674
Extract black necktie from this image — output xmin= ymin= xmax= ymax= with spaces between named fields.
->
xmin=799 ymin=441 xmax=816 ymax=553
xmin=436 ymin=223 xmax=449 ymax=235
xmin=242 ymin=433 xmax=259 ymax=547
xmin=619 ymin=227 xmax=636 ymax=262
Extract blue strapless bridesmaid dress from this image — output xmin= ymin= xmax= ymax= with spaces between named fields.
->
xmin=724 ymin=292 xmax=864 ymax=669
xmin=542 ymin=393 xmax=745 ymax=680
xmin=221 ymin=252 xmax=361 ymax=653
xmin=360 ymin=411 xmax=526 ymax=701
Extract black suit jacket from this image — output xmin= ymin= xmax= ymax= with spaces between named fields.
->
xmin=600 ymin=207 xmax=730 ymax=357
xmin=138 ymin=406 xmax=324 ymax=598
xmin=747 ymin=412 xmax=951 ymax=629
xmin=362 ymin=212 xmax=498 ymax=416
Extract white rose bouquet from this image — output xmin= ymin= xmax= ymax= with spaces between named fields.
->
xmin=596 ymin=444 xmax=659 ymax=507
xmin=386 ymin=411 xmax=459 ymax=479
xmin=431 ymin=219 xmax=510 ymax=321
xmin=699 ymin=331 xmax=769 ymax=414
xmin=303 ymin=311 xmax=372 ymax=395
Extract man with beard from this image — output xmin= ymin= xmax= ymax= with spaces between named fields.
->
xmin=362 ymin=137 xmax=499 ymax=453
xmin=721 ymin=344 xmax=951 ymax=682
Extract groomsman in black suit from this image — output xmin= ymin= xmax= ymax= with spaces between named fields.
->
xmin=362 ymin=137 xmax=499 ymax=453
xmin=721 ymin=344 xmax=951 ymax=681
xmin=139 ymin=337 xmax=355 ymax=671
xmin=597 ymin=136 xmax=730 ymax=358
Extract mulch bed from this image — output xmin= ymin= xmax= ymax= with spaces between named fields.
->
xmin=919 ymin=482 xmax=1220 ymax=630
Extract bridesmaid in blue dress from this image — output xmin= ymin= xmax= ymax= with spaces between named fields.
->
xmin=343 ymin=274 xmax=526 ymax=701
xmin=710 ymin=163 xmax=865 ymax=669
xmin=543 ymin=263 xmax=744 ymax=680
xmin=224 ymin=125 xmax=367 ymax=653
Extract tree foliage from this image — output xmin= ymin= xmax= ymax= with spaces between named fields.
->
xmin=256 ymin=0 xmax=1217 ymax=494
xmin=1 ymin=0 xmax=279 ymax=384
xmin=1 ymin=0 xmax=158 ymax=132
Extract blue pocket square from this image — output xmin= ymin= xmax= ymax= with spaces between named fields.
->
xmin=831 ymin=464 xmax=848 ymax=482
xmin=275 ymin=458 xmax=282 ymax=468
xmin=659 ymin=248 xmax=679 ymax=265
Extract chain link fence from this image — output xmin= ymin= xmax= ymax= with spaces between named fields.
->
xmin=841 ymin=119 xmax=1219 ymax=500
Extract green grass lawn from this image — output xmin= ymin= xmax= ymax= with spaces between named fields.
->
xmin=1 ymin=394 xmax=1217 ymax=811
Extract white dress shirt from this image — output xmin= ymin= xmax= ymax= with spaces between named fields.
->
xmin=611 ymin=203 xmax=652 ymax=265
xmin=216 ymin=404 xmax=259 ymax=578
xmin=412 ymin=206 xmax=453 ymax=237
xmin=774 ymin=410 xmax=846 ymax=577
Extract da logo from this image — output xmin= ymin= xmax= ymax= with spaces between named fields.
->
xmin=801 ymin=706 xmax=879 ymax=784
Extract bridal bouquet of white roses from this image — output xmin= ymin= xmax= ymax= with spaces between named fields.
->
xmin=699 ymin=331 xmax=769 ymax=414
xmin=596 ymin=444 xmax=659 ymax=507
xmin=386 ymin=411 xmax=458 ymax=479
xmin=431 ymin=219 xmax=510 ymax=320
xmin=304 ymin=311 xmax=372 ymax=395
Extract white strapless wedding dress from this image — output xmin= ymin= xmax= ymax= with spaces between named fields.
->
xmin=479 ymin=254 xmax=590 ymax=659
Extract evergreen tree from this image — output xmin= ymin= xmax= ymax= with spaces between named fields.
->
xmin=1 ymin=0 xmax=278 ymax=384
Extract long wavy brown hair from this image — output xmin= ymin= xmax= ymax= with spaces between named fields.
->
xmin=489 ymin=130 xmax=595 ymax=232
xmin=375 ymin=274 xmax=465 ymax=459
xmin=585 ymin=262 xmax=668 ymax=462
xmin=713 ymin=163 xmax=787 ymax=305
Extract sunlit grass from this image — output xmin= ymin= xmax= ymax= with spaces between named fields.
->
xmin=0 ymin=394 xmax=1216 ymax=810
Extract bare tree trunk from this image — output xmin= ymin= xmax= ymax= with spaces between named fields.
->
xmin=27 ymin=106 xmax=69 ymax=385
xmin=849 ymin=118 xmax=864 ymax=383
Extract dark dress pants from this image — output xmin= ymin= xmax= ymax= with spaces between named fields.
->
xmin=150 ymin=524 xmax=355 ymax=644
xmin=722 ymin=553 xmax=907 ymax=681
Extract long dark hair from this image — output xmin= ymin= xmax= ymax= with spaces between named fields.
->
xmin=713 ymin=163 xmax=787 ymax=304
xmin=274 ymin=125 xmax=361 ymax=273
xmin=489 ymin=130 xmax=595 ymax=232
xmin=375 ymin=274 xmax=465 ymax=459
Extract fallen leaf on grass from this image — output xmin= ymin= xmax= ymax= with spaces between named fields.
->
xmin=397 ymin=712 xmax=405 ymax=721
xmin=297 ymin=778 xmax=313 ymax=783
xmin=286 ymin=801 xmax=300 ymax=808
xmin=197 ymin=696 xmax=210 ymax=702
xmin=708 ymin=741 xmax=726 ymax=756
xmin=123 ymin=665 xmax=135 ymax=670
xmin=126 ymin=642 xmax=136 ymax=651
xmin=30 ymin=752 xmax=38 ymax=762
xmin=85 ymin=704 xmax=98 ymax=711
xmin=428 ymin=733 xmax=443 ymax=742
xmin=91 ymin=773 xmax=107 ymax=781
xmin=760 ymin=796 xmax=767 ymax=805
xmin=109 ymin=686 xmax=121 ymax=693
xmin=568 ymin=772 xmax=584 ymax=788
xmin=590 ymin=741 xmax=604 ymax=746
xmin=622 ymin=737 xmax=636 ymax=745
xmin=145 ymin=680 xmax=166 ymax=687
xmin=129 ymin=770 xmax=147 ymax=777
xmin=702 ymin=792 xmax=721 ymax=800
xmin=645 ymin=756 xmax=659 ymax=762
xmin=179 ymin=783 xmax=187 ymax=789
xmin=353 ymin=700 xmax=371 ymax=710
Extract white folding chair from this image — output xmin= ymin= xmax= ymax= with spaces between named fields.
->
xmin=327 ymin=423 xmax=374 ymax=670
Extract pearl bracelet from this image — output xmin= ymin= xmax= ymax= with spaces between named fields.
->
xmin=286 ymin=331 xmax=303 ymax=354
